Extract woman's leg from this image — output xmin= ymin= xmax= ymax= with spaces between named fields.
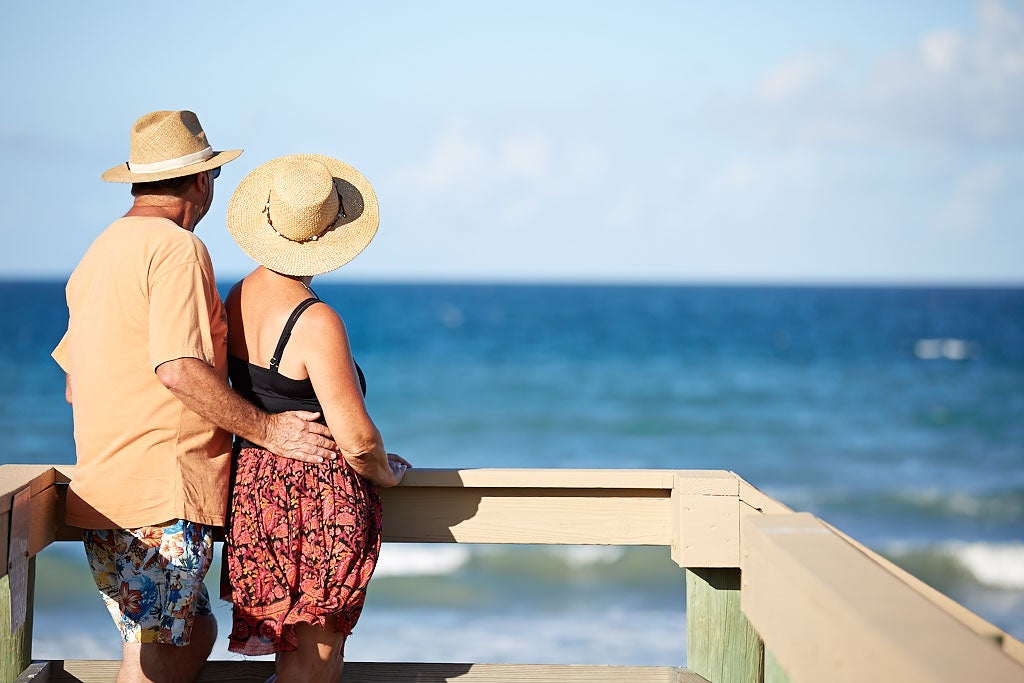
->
xmin=274 ymin=623 xmax=347 ymax=683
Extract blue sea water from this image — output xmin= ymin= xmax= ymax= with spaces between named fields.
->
xmin=2 ymin=280 xmax=1022 ymax=665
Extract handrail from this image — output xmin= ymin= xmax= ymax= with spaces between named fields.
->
xmin=1 ymin=464 xmax=1022 ymax=683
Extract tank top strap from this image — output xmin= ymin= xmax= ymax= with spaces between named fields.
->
xmin=268 ymin=297 xmax=320 ymax=373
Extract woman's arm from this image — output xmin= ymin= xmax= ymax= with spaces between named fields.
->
xmin=301 ymin=304 xmax=407 ymax=487
xmin=157 ymin=357 xmax=337 ymax=464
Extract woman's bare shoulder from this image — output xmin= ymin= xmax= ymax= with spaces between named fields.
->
xmin=296 ymin=300 xmax=349 ymax=340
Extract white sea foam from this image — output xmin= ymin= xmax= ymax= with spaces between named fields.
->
xmin=562 ymin=545 xmax=626 ymax=567
xmin=371 ymin=544 xmax=635 ymax=578
xmin=32 ymin=620 xmax=121 ymax=660
xmin=345 ymin=601 xmax=686 ymax=665
xmin=374 ymin=543 xmax=472 ymax=576
xmin=944 ymin=541 xmax=1024 ymax=590
xmin=913 ymin=337 xmax=974 ymax=360
xmin=899 ymin=488 xmax=991 ymax=518
xmin=883 ymin=539 xmax=1024 ymax=591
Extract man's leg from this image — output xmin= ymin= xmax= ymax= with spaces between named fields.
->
xmin=117 ymin=613 xmax=216 ymax=683
xmin=83 ymin=521 xmax=217 ymax=683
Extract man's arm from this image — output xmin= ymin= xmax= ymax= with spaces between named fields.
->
xmin=155 ymin=357 xmax=337 ymax=463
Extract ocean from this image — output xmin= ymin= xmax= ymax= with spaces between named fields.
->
xmin=2 ymin=280 xmax=1022 ymax=665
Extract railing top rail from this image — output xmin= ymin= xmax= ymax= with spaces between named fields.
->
xmin=0 ymin=463 xmax=1022 ymax=681
xmin=397 ymin=468 xmax=736 ymax=489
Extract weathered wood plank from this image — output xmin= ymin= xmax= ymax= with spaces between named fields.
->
xmin=685 ymin=568 xmax=763 ymax=683
xmin=673 ymin=471 xmax=739 ymax=497
xmin=0 ymin=485 xmax=61 ymax=568
xmin=671 ymin=472 xmax=743 ymax=568
xmin=26 ymin=487 xmax=58 ymax=561
xmin=7 ymin=489 xmax=30 ymax=633
xmin=741 ymin=513 xmax=1024 ymax=683
xmin=0 ymin=467 xmax=63 ymax=570
xmin=0 ymin=513 xmax=8 ymax=583
xmin=44 ymin=465 xmax=717 ymax=490
xmin=395 ymin=468 xmax=684 ymax=489
xmin=16 ymin=465 xmax=1024 ymax=683
xmin=0 ymin=467 xmax=58 ymax=511
xmin=380 ymin=487 xmax=673 ymax=545
xmin=48 ymin=660 xmax=707 ymax=682
xmin=672 ymin=488 xmax=739 ymax=568
xmin=821 ymin=519 xmax=1024 ymax=662
xmin=738 ymin=480 xmax=791 ymax=515
xmin=12 ymin=661 xmax=50 ymax=683
xmin=0 ymin=562 xmax=35 ymax=683
xmin=763 ymin=649 xmax=791 ymax=683
xmin=1003 ymin=634 xmax=1024 ymax=669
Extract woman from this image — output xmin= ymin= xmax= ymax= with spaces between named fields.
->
xmin=221 ymin=154 xmax=410 ymax=682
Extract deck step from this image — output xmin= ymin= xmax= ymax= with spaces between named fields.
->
xmin=23 ymin=660 xmax=709 ymax=683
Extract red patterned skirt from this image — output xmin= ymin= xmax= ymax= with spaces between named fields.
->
xmin=223 ymin=447 xmax=382 ymax=656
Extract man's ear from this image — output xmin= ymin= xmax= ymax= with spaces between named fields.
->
xmin=194 ymin=170 xmax=211 ymax=194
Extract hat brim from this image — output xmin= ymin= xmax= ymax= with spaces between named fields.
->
xmin=226 ymin=154 xmax=379 ymax=277
xmin=101 ymin=149 xmax=243 ymax=183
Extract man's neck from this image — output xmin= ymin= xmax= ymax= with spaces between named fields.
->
xmin=125 ymin=196 xmax=199 ymax=232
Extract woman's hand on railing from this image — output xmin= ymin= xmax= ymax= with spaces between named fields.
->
xmin=387 ymin=453 xmax=412 ymax=485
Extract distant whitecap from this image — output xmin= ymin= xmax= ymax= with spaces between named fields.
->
xmin=914 ymin=339 xmax=943 ymax=359
xmin=914 ymin=338 xmax=973 ymax=360
xmin=947 ymin=541 xmax=1024 ymax=590
xmin=941 ymin=338 xmax=970 ymax=360
xmin=374 ymin=543 xmax=471 ymax=577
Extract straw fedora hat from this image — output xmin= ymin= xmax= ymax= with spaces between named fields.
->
xmin=102 ymin=110 xmax=242 ymax=183
xmin=227 ymin=154 xmax=379 ymax=277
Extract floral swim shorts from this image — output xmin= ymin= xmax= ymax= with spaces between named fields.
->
xmin=83 ymin=519 xmax=214 ymax=646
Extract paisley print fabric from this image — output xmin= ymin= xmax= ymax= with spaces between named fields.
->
xmin=225 ymin=447 xmax=383 ymax=656
xmin=83 ymin=520 xmax=214 ymax=645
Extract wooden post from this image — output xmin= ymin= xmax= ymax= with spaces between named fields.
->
xmin=686 ymin=567 xmax=763 ymax=683
xmin=0 ymin=561 xmax=34 ymax=683
xmin=764 ymin=649 xmax=792 ymax=683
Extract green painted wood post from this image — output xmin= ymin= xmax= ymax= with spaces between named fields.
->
xmin=686 ymin=567 xmax=764 ymax=683
xmin=0 ymin=560 xmax=34 ymax=683
xmin=764 ymin=649 xmax=793 ymax=683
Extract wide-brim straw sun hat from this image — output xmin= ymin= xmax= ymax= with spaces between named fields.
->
xmin=102 ymin=110 xmax=242 ymax=183
xmin=227 ymin=154 xmax=379 ymax=277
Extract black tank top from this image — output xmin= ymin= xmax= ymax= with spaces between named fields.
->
xmin=228 ymin=297 xmax=366 ymax=450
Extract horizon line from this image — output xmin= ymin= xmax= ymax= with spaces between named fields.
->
xmin=5 ymin=274 xmax=1024 ymax=289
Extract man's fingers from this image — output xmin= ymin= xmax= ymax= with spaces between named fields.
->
xmin=306 ymin=421 xmax=333 ymax=439
xmin=313 ymin=441 xmax=337 ymax=460
xmin=287 ymin=452 xmax=324 ymax=464
xmin=281 ymin=410 xmax=334 ymax=440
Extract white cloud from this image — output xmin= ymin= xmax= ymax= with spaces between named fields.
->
xmin=936 ymin=163 xmax=1008 ymax=234
xmin=748 ymin=0 xmax=1024 ymax=146
xmin=390 ymin=119 xmax=615 ymax=230
xmin=371 ymin=2 xmax=1024 ymax=283
xmin=497 ymin=134 xmax=550 ymax=181
xmin=395 ymin=120 xmax=487 ymax=194
xmin=920 ymin=31 xmax=962 ymax=73
xmin=393 ymin=122 xmax=556 ymax=202
xmin=758 ymin=55 xmax=836 ymax=103
xmin=564 ymin=143 xmax=609 ymax=186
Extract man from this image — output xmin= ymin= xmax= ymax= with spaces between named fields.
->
xmin=51 ymin=110 xmax=337 ymax=683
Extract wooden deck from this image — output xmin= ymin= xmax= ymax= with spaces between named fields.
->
xmin=19 ymin=660 xmax=707 ymax=682
xmin=2 ymin=464 xmax=1024 ymax=683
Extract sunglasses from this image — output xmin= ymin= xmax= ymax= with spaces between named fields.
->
xmin=211 ymin=167 xmax=221 ymax=179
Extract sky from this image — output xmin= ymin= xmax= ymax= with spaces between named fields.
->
xmin=2 ymin=1 xmax=1022 ymax=284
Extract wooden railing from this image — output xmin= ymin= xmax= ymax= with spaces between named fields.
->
xmin=1 ymin=464 xmax=1023 ymax=682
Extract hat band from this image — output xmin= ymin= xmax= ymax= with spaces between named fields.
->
xmin=262 ymin=185 xmax=346 ymax=244
xmin=126 ymin=146 xmax=214 ymax=174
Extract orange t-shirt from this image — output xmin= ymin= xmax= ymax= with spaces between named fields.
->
xmin=52 ymin=216 xmax=231 ymax=529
